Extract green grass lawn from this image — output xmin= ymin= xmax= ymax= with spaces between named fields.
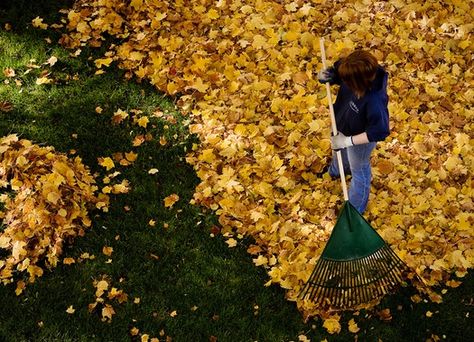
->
xmin=0 ymin=1 xmax=473 ymax=341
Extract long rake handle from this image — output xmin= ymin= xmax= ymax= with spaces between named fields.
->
xmin=320 ymin=38 xmax=349 ymax=201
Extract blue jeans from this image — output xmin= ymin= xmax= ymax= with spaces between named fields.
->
xmin=328 ymin=142 xmax=376 ymax=213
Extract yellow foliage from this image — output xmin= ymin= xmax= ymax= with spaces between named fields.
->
xmin=323 ymin=315 xmax=342 ymax=334
xmin=163 ymin=194 xmax=179 ymax=208
xmin=61 ymin=0 xmax=474 ymax=324
xmin=0 ymin=135 xmax=105 ymax=288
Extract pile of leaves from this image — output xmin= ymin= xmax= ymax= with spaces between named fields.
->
xmin=0 ymin=134 xmax=106 ymax=294
xmin=57 ymin=0 xmax=472 ymax=322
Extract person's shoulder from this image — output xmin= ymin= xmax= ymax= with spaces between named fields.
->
xmin=365 ymin=91 xmax=386 ymax=107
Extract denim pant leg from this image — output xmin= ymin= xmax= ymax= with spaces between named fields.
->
xmin=328 ymin=149 xmax=351 ymax=178
xmin=347 ymin=142 xmax=376 ymax=213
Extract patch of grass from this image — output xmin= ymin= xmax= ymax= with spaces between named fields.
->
xmin=0 ymin=1 xmax=473 ymax=342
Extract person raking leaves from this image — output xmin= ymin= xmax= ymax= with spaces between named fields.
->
xmin=300 ymin=40 xmax=421 ymax=309
xmin=318 ymin=50 xmax=390 ymax=214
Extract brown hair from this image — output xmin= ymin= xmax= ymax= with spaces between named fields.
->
xmin=338 ymin=50 xmax=378 ymax=97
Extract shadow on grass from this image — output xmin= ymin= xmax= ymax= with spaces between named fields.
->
xmin=0 ymin=3 xmax=311 ymax=342
xmin=0 ymin=0 xmax=75 ymax=31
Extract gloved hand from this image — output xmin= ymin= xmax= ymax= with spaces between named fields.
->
xmin=317 ymin=67 xmax=335 ymax=84
xmin=330 ymin=132 xmax=353 ymax=150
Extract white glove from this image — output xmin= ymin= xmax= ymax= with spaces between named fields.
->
xmin=317 ymin=68 xmax=334 ymax=83
xmin=330 ymin=132 xmax=353 ymax=150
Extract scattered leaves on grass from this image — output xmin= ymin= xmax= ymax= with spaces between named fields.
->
xmin=89 ymin=276 xmax=128 ymax=323
xmin=53 ymin=0 xmax=474 ymax=329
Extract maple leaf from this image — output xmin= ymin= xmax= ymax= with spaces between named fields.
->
xmin=137 ymin=116 xmax=149 ymax=128
xmin=253 ymin=255 xmax=268 ymax=266
xmin=36 ymin=76 xmax=53 ymax=85
xmin=94 ymin=57 xmax=113 ymax=68
xmin=348 ymin=318 xmax=360 ymax=333
xmin=163 ymin=194 xmax=179 ymax=208
xmin=125 ymin=151 xmax=138 ymax=162
xmin=133 ymin=135 xmax=146 ymax=146
xmin=15 ymin=281 xmax=26 ymax=296
xmin=66 ymin=305 xmax=76 ymax=314
xmin=101 ymin=304 xmax=115 ymax=322
xmin=102 ymin=246 xmax=113 ymax=256
xmin=98 ymin=157 xmax=115 ymax=171
xmin=95 ymin=279 xmax=109 ymax=297
xmin=112 ymin=180 xmax=131 ymax=194
xmin=377 ymin=308 xmax=392 ymax=321
xmin=63 ymin=257 xmax=76 ymax=265
xmin=3 ymin=67 xmax=16 ymax=78
xmin=46 ymin=56 xmax=58 ymax=66
xmin=225 ymin=238 xmax=237 ymax=248
xmin=32 ymin=17 xmax=48 ymax=29
xmin=112 ymin=109 xmax=129 ymax=124
xmin=130 ymin=0 xmax=143 ymax=10
xmin=0 ymin=101 xmax=13 ymax=112
xmin=323 ymin=316 xmax=341 ymax=334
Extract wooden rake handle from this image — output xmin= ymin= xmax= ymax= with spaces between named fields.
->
xmin=320 ymin=38 xmax=349 ymax=201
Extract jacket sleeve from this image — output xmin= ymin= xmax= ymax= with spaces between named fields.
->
xmin=365 ymin=96 xmax=390 ymax=142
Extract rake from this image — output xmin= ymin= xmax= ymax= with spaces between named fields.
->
xmin=299 ymin=38 xmax=412 ymax=309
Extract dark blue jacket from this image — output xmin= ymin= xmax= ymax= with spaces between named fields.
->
xmin=329 ymin=63 xmax=390 ymax=142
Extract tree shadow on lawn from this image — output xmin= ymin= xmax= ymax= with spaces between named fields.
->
xmin=0 ymin=6 xmax=311 ymax=342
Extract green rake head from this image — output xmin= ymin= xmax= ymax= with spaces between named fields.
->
xmin=300 ymin=201 xmax=410 ymax=309
xmin=322 ymin=201 xmax=386 ymax=261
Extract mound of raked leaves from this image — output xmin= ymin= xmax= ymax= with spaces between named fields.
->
xmin=55 ymin=0 xmax=473 ymax=321
xmin=0 ymin=135 xmax=109 ymax=294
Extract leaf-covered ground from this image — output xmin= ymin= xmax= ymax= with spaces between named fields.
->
xmin=57 ymin=0 xmax=473 ymax=319
xmin=0 ymin=0 xmax=473 ymax=340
